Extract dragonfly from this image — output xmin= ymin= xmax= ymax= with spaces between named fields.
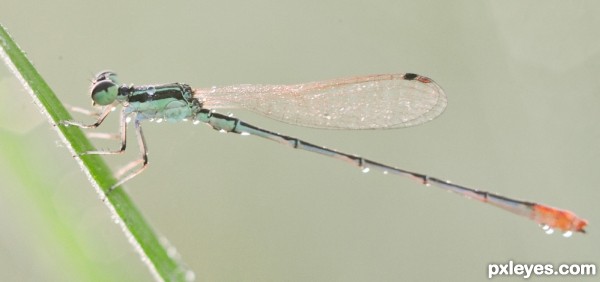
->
xmin=62 ymin=71 xmax=588 ymax=236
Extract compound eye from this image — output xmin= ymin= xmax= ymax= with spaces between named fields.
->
xmin=91 ymin=80 xmax=118 ymax=106
xmin=94 ymin=70 xmax=118 ymax=84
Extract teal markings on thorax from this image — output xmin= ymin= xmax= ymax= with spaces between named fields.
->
xmin=121 ymin=83 xmax=200 ymax=122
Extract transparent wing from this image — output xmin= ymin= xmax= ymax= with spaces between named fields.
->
xmin=193 ymin=73 xmax=447 ymax=129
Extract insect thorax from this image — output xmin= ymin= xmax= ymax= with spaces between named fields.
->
xmin=121 ymin=83 xmax=201 ymax=122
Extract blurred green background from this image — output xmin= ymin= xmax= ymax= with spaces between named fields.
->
xmin=1 ymin=1 xmax=599 ymax=281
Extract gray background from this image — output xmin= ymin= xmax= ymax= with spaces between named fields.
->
xmin=1 ymin=1 xmax=599 ymax=281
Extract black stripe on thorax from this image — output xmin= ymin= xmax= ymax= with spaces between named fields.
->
xmin=124 ymin=83 xmax=191 ymax=103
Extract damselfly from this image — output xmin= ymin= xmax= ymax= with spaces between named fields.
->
xmin=62 ymin=71 xmax=587 ymax=236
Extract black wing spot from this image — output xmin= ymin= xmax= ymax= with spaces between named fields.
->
xmin=404 ymin=73 xmax=418 ymax=80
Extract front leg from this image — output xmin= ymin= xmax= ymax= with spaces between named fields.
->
xmin=83 ymin=108 xmax=129 ymax=155
xmin=61 ymin=105 xmax=113 ymax=129
xmin=61 ymin=106 xmax=129 ymax=155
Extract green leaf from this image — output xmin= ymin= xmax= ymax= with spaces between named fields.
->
xmin=0 ymin=24 xmax=190 ymax=282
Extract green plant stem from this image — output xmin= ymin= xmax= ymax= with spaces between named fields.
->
xmin=0 ymin=24 xmax=189 ymax=282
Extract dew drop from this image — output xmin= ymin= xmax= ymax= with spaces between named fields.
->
xmin=218 ymin=129 xmax=226 ymax=133
xmin=167 ymin=246 xmax=178 ymax=258
xmin=562 ymin=231 xmax=573 ymax=238
xmin=156 ymin=118 xmax=163 ymax=123
xmin=125 ymin=116 xmax=132 ymax=123
xmin=193 ymin=120 xmax=200 ymax=125
xmin=185 ymin=271 xmax=196 ymax=282
xmin=544 ymin=228 xmax=555 ymax=235
xmin=361 ymin=167 xmax=370 ymax=173
xmin=383 ymin=170 xmax=389 ymax=175
xmin=111 ymin=106 xmax=117 ymax=112
xmin=240 ymin=132 xmax=250 ymax=136
xmin=111 ymin=214 xmax=121 ymax=224
xmin=228 ymin=113 xmax=234 ymax=117
xmin=147 ymin=86 xmax=156 ymax=95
